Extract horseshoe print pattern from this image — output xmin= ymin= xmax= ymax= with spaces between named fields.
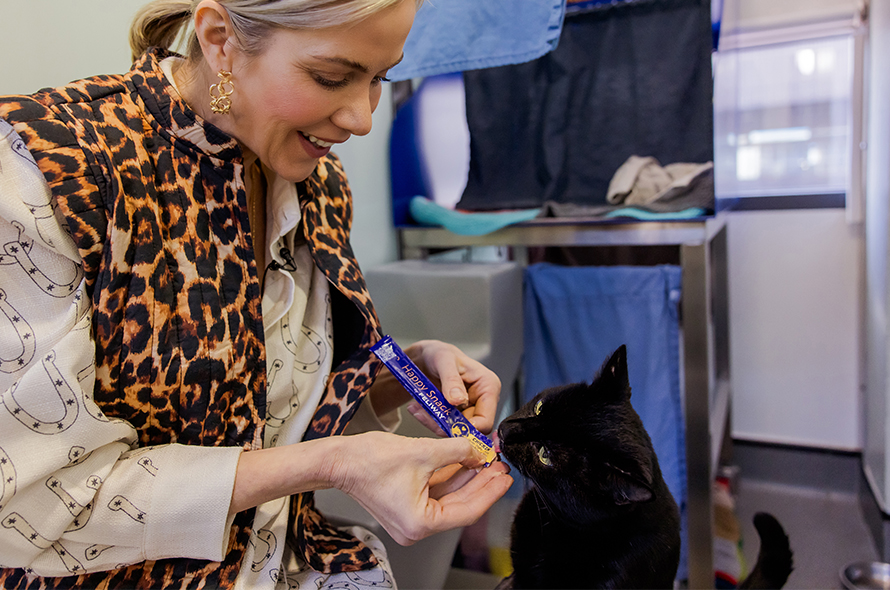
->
xmin=2 ymin=352 xmax=79 ymax=434
xmin=1 ymin=135 xmax=63 ymax=250
xmin=46 ymin=477 xmax=84 ymax=515
xmin=249 ymin=529 xmax=277 ymax=573
xmin=2 ymin=513 xmax=51 ymax=550
xmin=137 ymin=456 xmax=158 ymax=476
xmin=65 ymin=446 xmax=91 ymax=467
xmin=107 ymin=495 xmax=146 ymax=524
xmin=0 ymin=447 xmax=15 ymax=512
xmin=346 ymin=568 xmax=394 ymax=589
xmin=266 ymin=360 xmax=301 ymax=430
xmin=3 ymin=121 xmax=78 ymax=251
xmin=75 ymin=363 xmax=94 ymax=385
xmin=1 ymin=221 xmax=82 ymax=298
xmin=20 ymin=191 xmax=62 ymax=251
xmin=44 ymin=477 xmax=95 ymax=531
xmin=84 ymin=544 xmax=113 ymax=562
xmin=0 ymin=289 xmax=36 ymax=374
xmin=2 ymin=513 xmax=85 ymax=574
xmin=282 ymin=292 xmax=333 ymax=376
xmin=281 ymin=320 xmax=326 ymax=374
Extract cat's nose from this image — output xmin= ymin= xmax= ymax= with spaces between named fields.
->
xmin=497 ymin=420 xmax=516 ymax=446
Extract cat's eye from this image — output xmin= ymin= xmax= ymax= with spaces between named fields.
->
xmin=537 ymin=446 xmax=552 ymax=466
xmin=534 ymin=400 xmax=543 ymax=415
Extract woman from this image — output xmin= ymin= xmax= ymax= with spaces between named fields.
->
xmin=0 ymin=0 xmax=512 ymax=588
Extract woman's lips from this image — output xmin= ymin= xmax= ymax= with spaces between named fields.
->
xmin=298 ymin=131 xmax=333 ymax=158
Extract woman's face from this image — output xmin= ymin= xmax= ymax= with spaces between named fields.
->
xmin=223 ymin=0 xmax=416 ymax=181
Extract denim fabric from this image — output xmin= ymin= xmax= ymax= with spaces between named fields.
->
xmin=388 ymin=0 xmax=566 ymax=81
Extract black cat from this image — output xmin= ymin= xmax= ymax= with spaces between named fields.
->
xmin=495 ymin=345 xmax=793 ymax=589
xmin=496 ymin=345 xmax=681 ymax=589
xmin=737 ymin=511 xmax=794 ymax=589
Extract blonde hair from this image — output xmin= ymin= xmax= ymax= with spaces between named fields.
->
xmin=129 ymin=0 xmax=420 ymax=62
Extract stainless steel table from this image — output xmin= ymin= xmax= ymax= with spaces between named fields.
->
xmin=397 ymin=214 xmax=731 ymax=589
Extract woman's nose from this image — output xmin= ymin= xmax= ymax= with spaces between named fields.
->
xmin=332 ymin=88 xmax=376 ymax=137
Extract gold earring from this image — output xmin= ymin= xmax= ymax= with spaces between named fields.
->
xmin=209 ymin=70 xmax=234 ymax=115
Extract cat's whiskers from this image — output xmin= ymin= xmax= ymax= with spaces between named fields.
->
xmin=531 ymin=485 xmax=554 ymax=528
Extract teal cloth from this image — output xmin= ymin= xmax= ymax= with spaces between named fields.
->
xmin=605 ymin=207 xmax=708 ymax=220
xmin=409 ymin=196 xmax=541 ymax=236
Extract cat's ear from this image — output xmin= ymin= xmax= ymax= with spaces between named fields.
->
xmin=600 ymin=345 xmax=630 ymax=394
xmin=605 ymin=462 xmax=654 ymax=505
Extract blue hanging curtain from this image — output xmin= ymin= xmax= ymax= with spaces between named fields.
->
xmin=522 ymin=262 xmax=688 ymax=577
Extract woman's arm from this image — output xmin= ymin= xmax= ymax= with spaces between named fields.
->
xmin=229 ymin=431 xmax=512 ymax=546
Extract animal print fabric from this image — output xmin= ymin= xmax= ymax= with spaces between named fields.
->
xmin=0 ymin=48 xmax=384 ymax=588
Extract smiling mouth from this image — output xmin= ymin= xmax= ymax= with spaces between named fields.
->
xmin=301 ymin=132 xmax=334 ymax=148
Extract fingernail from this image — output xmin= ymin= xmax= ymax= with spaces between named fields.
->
xmin=451 ymin=388 xmax=468 ymax=407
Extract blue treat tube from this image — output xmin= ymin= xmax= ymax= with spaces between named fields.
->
xmin=371 ymin=335 xmax=497 ymax=466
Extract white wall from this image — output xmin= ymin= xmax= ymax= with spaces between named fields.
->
xmin=1 ymin=1 xmax=145 ymax=94
xmin=0 ymin=0 xmax=397 ymax=270
xmin=727 ymin=209 xmax=863 ymax=450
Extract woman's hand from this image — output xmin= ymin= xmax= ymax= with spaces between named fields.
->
xmin=330 ymin=431 xmax=512 ymax=546
xmin=229 ymin=432 xmax=512 ymax=538
xmin=369 ymin=339 xmax=502 ymax=436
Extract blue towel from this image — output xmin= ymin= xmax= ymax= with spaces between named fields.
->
xmin=523 ymin=263 xmax=688 ymax=579
xmin=389 ymin=0 xmax=567 ymax=81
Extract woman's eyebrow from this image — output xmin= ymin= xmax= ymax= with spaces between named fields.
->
xmin=313 ymin=53 xmax=405 ymax=73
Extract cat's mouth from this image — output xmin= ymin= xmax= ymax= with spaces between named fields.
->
xmin=492 ymin=430 xmax=502 ymax=454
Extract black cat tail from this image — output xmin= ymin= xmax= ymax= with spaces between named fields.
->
xmin=738 ymin=512 xmax=794 ymax=589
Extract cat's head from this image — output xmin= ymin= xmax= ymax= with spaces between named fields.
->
xmin=496 ymin=345 xmax=658 ymax=524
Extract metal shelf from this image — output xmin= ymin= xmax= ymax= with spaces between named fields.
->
xmin=399 ymin=216 xmax=725 ymax=253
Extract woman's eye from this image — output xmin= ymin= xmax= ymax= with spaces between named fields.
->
xmin=313 ymin=75 xmax=349 ymax=90
xmin=373 ymin=75 xmax=391 ymax=85
xmin=534 ymin=400 xmax=543 ymax=415
xmin=537 ymin=446 xmax=551 ymax=466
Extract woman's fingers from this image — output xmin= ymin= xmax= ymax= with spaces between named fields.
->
xmin=426 ymin=346 xmax=471 ymax=407
xmin=424 ymin=463 xmax=513 ymax=531
xmin=429 ymin=465 xmax=475 ymax=498
xmin=429 ymin=459 xmax=511 ymax=499
xmin=407 ymin=340 xmax=502 ymax=435
xmin=338 ymin=434 xmax=512 ymax=546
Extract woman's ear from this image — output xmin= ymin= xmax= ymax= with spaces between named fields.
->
xmin=192 ymin=0 xmax=236 ymax=72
